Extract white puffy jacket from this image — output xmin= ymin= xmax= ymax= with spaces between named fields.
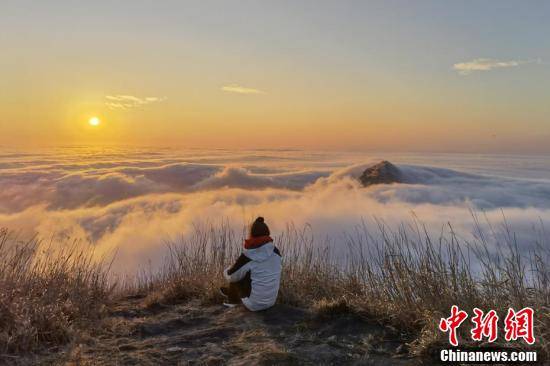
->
xmin=223 ymin=241 xmax=282 ymax=311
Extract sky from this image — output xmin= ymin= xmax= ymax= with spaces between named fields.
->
xmin=1 ymin=1 xmax=549 ymax=153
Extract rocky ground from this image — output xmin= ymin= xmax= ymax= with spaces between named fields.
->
xmin=28 ymin=295 xmax=426 ymax=366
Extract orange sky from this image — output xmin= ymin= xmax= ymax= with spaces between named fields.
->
xmin=1 ymin=1 xmax=549 ymax=153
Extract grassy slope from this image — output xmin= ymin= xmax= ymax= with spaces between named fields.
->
xmin=0 ymin=220 xmax=548 ymax=364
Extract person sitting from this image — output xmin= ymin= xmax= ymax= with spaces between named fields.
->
xmin=220 ymin=217 xmax=282 ymax=311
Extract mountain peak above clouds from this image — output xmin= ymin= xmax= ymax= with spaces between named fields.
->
xmin=359 ymin=160 xmax=404 ymax=187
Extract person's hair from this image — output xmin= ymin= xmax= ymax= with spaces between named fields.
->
xmin=250 ymin=217 xmax=270 ymax=237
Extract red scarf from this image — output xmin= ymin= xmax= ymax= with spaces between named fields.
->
xmin=244 ymin=235 xmax=273 ymax=249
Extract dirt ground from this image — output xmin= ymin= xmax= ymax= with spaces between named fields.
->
xmin=17 ymin=295 xmax=427 ymax=365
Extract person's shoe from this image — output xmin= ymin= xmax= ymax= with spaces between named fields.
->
xmin=219 ymin=287 xmax=229 ymax=298
xmin=220 ymin=287 xmax=239 ymax=307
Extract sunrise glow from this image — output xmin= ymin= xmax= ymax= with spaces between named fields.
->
xmin=1 ymin=3 xmax=549 ymax=362
xmin=89 ymin=117 xmax=100 ymax=126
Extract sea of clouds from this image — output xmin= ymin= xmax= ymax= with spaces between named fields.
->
xmin=1 ymin=147 xmax=549 ymax=275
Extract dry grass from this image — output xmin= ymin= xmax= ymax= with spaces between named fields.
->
xmin=134 ymin=221 xmax=241 ymax=308
xmin=0 ymin=229 xmax=112 ymax=358
xmin=0 ymin=214 xmax=548 ymax=360
xmin=139 ymin=217 xmax=549 ymax=357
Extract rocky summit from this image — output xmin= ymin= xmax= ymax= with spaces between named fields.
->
xmin=359 ymin=161 xmax=403 ymax=187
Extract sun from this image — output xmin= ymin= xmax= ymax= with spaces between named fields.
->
xmin=89 ymin=117 xmax=101 ymax=126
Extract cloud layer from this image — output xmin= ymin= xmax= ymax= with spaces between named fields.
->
xmin=453 ymin=58 xmax=539 ymax=75
xmin=221 ymin=84 xmax=265 ymax=94
xmin=1 ymin=148 xmax=549 ymax=275
xmin=105 ymin=95 xmax=166 ymax=109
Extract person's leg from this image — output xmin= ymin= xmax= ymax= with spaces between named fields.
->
xmin=236 ymin=272 xmax=251 ymax=298
xmin=222 ymin=272 xmax=251 ymax=304
xmin=225 ymin=281 xmax=241 ymax=303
